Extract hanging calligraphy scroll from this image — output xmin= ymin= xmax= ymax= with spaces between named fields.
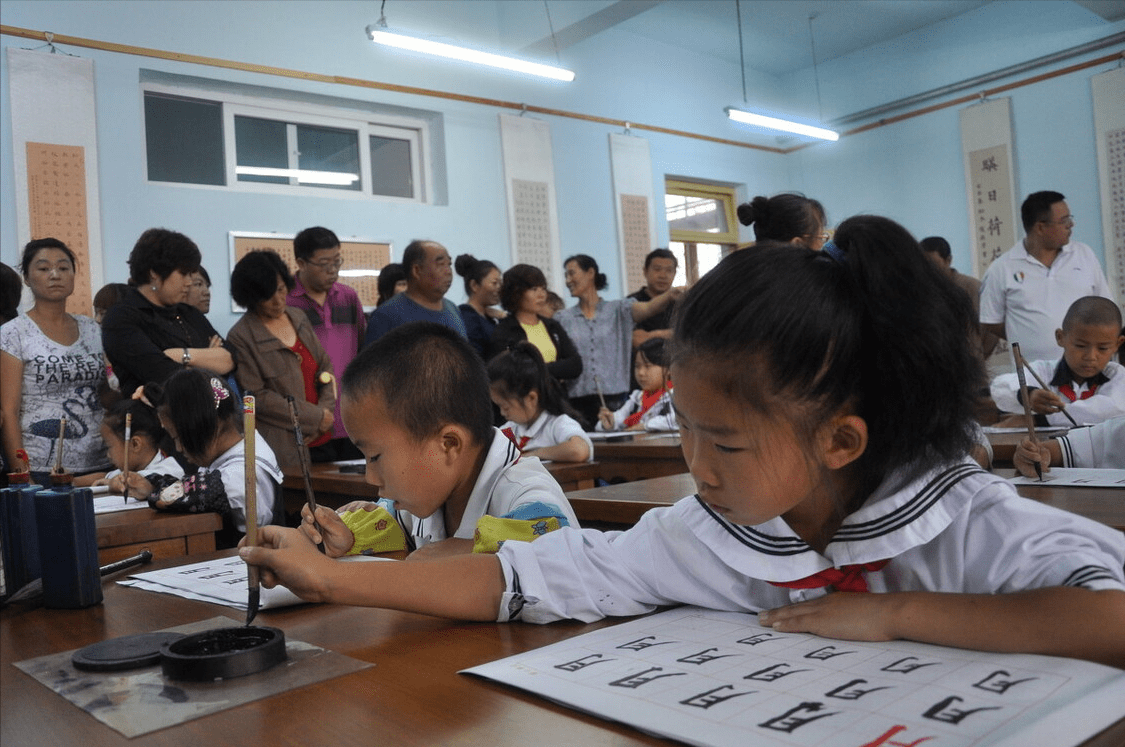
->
xmin=610 ymin=133 xmax=657 ymax=296
xmin=1092 ymin=67 xmax=1125 ymax=312
xmin=500 ymin=114 xmax=563 ymax=294
xmin=960 ymin=98 xmax=1019 ymax=278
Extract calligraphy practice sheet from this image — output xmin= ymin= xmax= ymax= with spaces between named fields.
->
xmin=464 ymin=607 xmax=1125 ymax=747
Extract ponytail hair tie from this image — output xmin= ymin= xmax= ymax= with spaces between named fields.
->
xmin=210 ymin=376 xmax=230 ymax=409
xmin=822 ymin=240 xmax=846 ymax=264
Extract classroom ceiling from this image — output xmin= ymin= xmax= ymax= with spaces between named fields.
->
xmin=379 ymin=0 xmax=1123 ymax=78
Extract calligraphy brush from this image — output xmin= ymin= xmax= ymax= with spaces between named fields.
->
xmin=1011 ymin=343 xmax=1044 ymax=481
xmin=122 ymin=412 xmax=132 ymax=504
xmin=1020 ymin=360 xmax=1079 ymax=428
xmin=243 ymin=395 xmax=260 ymax=625
xmin=287 ymin=395 xmax=326 ymax=553
xmin=3 ymin=550 xmax=153 ymax=606
xmin=594 ymin=375 xmax=607 ymax=411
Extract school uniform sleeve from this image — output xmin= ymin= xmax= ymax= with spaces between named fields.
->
xmin=1056 ymin=417 xmax=1125 ymax=468
xmin=990 ymin=359 xmax=1056 ymax=414
xmin=548 ymin=414 xmax=594 ymax=461
xmin=596 ymin=389 xmax=641 ymax=432
xmin=1046 ymin=362 xmax=1125 ymax=427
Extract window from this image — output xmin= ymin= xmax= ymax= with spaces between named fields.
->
xmin=665 ymin=180 xmax=739 ymax=284
xmin=143 ymin=86 xmax=426 ymax=202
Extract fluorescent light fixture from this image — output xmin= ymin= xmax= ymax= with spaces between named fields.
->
xmin=725 ymin=107 xmax=838 ymax=142
xmin=235 ymin=166 xmax=359 ymax=185
xmin=367 ymin=26 xmax=575 ymax=82
xmin=339 ymin=269 xmax=380 ymax=278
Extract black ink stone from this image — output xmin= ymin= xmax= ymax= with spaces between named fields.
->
xmin=159 ymin=626 xmax=286 ymax=681
xmin=72 ymin=632 xmax=187 ymax=672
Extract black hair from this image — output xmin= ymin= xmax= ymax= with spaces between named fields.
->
xmin=454 ymin=253 xmax=500 ymax=297
xmin=102 ymin=398 xmax=165 ymax=444
xmin=127 ymin=229 xmax=201 ymax=286
xmin=341 ymin=322 xmax=493 ymax=447
xmin=919 ymin=236 xmax=952 ymax=262
xmin=1021 ymin=191 xmax=1065 ymax=233
xmin=564 ymin=254 xmax=607 ymax=291
xmin=293 ymin=226 xmax=340 ymax=261
xmin=196 ymin=266 xmax=211 ymax=286
xmin=21 ymin=237 xmax=78 ymax=277
xmin=0 ymin=262 xmax=21 ymax=324
xmin=544 ymin=290 xmax=565 ymax=311
xmin=487 ymin=342 xmax=582 ymax=421
xmin=643 ymin=248 xmax=678 ymax=271
xmin=673 ymin=215 xmax=983 ymax=501
xmin=230 ymin=250 xmax=294 ymax=310
xmin=93 ymin=282 xmax=129 ymax=313
xmin=500 ymin=263 xmax=548 ymax=313
xmin=1061 ymin=296 xmax=1122 ymax=331
xmin=401 ymin=239 xmax=437 ymax=279
xmin=147 ymin=368 xmax=241 ymax=463
xmin=376 ymin=263 xmax=406 ymax=306
xmin=736 ymin=193 xmax=823 ymax=244
xmin=636 ymin=337 xmax=669 ymax=369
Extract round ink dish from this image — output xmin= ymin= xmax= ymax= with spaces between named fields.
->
xmin=72 ymin=632 xmax=187 ymax=672
xmin=159 ymin=626 xmax=287 ymax=681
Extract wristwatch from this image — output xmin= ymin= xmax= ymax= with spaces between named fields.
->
xmin=182 ymin=347 xmax=192 ymax=366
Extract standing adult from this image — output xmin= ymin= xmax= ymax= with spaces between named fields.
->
xmin=628 ymin=248 xmax=679 ymax=348
xmin=556 ymin=254 xmax=681 ymax=427
xmin=1 ymin=238 xmax=109 ymax=480
xmin=185 ymin=266 xmax=212 ymax=315
xmin=227 ymin=250 xmax=335 ymax=473
xmin=364 ymin=239 xmax=466 ymax=344
xmin=488 ymin=264 xmax=582 ymax=384
xmin=737 ymin=193 xmax=828 ymax=249
xmin=454 ymin=253 xmax=504 ymax=358
xmin=101 ymin=228 xmax=234 ymax=398
xmin=980 ymin=191 xmax=1113 ymax=363
xmin=376 ymin=262 xmax=407 ymax=306
xmin=921 ymin=236 xmax=998 ymax=358
xmin=287 ymin=226 xmax=366 ymax=462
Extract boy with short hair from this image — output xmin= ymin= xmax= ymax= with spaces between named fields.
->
xmin=302 ymin=322 xmax=579 ymax=559
xmin=991 ymin=296 xmax=1124 ymax=427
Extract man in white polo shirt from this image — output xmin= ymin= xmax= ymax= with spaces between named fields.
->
xmin=980 ymin=190 xmax=1113 ymax=363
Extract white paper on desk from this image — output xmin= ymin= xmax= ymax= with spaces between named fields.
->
xmin=118 ymin=554 xmax=393 ymax=610
xmin=92 ymin=494 xmax=151 ymax=513
xmin=1010 ymin=468 xmax=1125 ymax=488
xmin=585 ymin=431 xmax=636 ymax=440
xmin=464 ymin=606 xmax=1125 ymax=747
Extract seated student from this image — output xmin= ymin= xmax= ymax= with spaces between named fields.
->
xmin=596 ymin=337 xmax=675 ymax=433
xmin=489 ymin=342 xmax=592 ymax=463
xmin=298 ymin=323 xmax=580 ymax=559
xmin=90 ymin=398 xmax=183 ymax=494
xmin=140 ymin=369 xmax=282 ymax=547
xmin=1013 ymin=415 xmax=1125 ymax=476
xmin=243 ymin=219 xmax=1125 ymax=667
xmin=990 ymin=296 xmax=1124 ymax=427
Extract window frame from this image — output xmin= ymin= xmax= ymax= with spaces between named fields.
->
xmin=142 ymin=82 xmax=428 ymax=203
xmin=665 ymin=179 xmax=739 ymax=284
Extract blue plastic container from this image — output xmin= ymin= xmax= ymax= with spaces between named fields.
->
xmin=34 ymin=487 xmax=102 ymax=609
xmin=0 ymin=484 xmax=45 ymax=598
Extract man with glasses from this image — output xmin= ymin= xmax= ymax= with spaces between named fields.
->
xmin=980 ymin=191 xmax=1113 ymax=363
xmin=288 ymin=226 xmax=366 ymax=461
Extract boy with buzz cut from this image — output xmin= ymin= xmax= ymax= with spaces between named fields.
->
xmin=991 ymin=296 xmax=1125 ymax=428
xmin=301 ymin=321 xmax=579 ymax=560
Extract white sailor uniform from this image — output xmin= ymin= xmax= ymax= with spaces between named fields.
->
xmin=1056 ymin=417 xmax=1125 ymax=469
xmin=500 ymin=411 xmax=594 ymax=462
xmin=495 ymin=460 xmax=1125 ymax=623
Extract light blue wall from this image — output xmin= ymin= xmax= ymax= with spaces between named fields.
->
xmin=2 ymin=1 xmax=1120 ymax=335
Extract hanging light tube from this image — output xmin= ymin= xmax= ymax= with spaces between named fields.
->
xmin=366 ymin=26 xmax=575 ymax=82
xmin=725 ymin=107 xmax=838 ymax=142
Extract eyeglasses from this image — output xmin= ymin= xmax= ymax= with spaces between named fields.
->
xmin=1040 ymin=217 xmax=1075 ymax=228
xmin=303 ymin=256 xmax=344 ymax=269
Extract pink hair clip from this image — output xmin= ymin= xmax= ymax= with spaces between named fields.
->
xmin=210 ymin=377 xmax=230 ymax=409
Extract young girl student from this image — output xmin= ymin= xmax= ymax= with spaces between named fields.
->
xmin=143 ymin=369 xmax=283 ymax=546
xmin=488 ymin=342 xmax=593 ymax=463
xmin=92 ymin=398 xmax=183 ymax=496
xmin=596 ymin=337 xmax=675 ymax=432
xmin=244 ymin=217 xmax=1125 ymax=667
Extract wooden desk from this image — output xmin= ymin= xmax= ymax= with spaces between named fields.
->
xmin=3 ymin=550 xmax=1123 ymax=747
xmin=592 ymin=434 xmax=687 ymax=482
xmin=96 ymin=509 xmax=223 ymax=565
xmin=282 ymin=460 xmax=602 ymax=517
xmin=568 ymin=471 xmax=1125 ymax=532
xmin=986 ymin=427 xmax=1072 ymax=466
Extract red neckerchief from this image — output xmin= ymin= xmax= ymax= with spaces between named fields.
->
xmin=769 ymin=560 xmax=889 ymax=593
xmin=623 ymin=385 xmax=670 ymax=428
xmin=1057 ymin=382 xmax=1099 ymax=402
xmin=501 ymin=427 xmax=530 ymax=451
